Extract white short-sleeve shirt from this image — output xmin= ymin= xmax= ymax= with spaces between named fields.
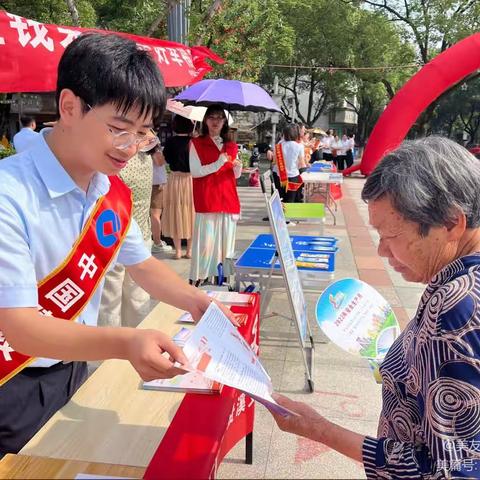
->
xmin=12 ymin=127 xmax=39 ymax=153
xmin=272 ymin=140 xmax=303 ymax=177
xmin=0 ymin=130 xmax=150 ymax=366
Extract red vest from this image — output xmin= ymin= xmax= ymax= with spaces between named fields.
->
xmin=191 ymin=136 xmax=240 ymax=214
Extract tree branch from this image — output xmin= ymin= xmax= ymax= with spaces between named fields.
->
xmin=362 ymin=0 xmax=427 ymax=63
xmin=345 ymin=97 xmax=359 ymax=114
xmin=312 ymin=93 xmax=328 ymax=124
xmin=293 ymin=69 xmax=306 ymax=123
xmin=381 ymin=79 xmax=395 ymax=100
xmin=193 ymin=0 xmax=223 ymax=44
xmin=64 ymin=0 xmax=80 ymax=26
xmin=146 ymin=15 xmax=165 ymax=37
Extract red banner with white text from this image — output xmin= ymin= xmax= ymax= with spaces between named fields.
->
xmin=144 ymin=294 xmax=260 ymax=480
xmin=0 ymin=10 xmax=224 ymax=92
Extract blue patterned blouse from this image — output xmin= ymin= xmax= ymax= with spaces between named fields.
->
xmin=362 ymin=254 xmax=480 ymax=479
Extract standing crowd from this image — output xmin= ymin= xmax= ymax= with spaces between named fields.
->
xmin=270 ymin=122 xmax=356 ymax=205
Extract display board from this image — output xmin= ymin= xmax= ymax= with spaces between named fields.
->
xmin=266 ymin=190 xmax=315 ymax=391
xmin=267 ymin=191 xmax=308 ymax=342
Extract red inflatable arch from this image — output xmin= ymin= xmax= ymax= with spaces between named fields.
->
xmin=343 ymin=32 xmax=480 ymax=176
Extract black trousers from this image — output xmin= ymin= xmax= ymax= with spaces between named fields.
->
xmin=272 ymin=171 xmax=302 ymax=203
xmin=336 ymin=155 xmax=346 ymax=171
xmin=0 ymin=361 xmax=87 ymax=456
xmin=346 ymin=149 xmax=354 ymax=168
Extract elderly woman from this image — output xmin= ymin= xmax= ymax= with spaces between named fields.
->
xmin=271 ymin=136 xmax=480 ymax=478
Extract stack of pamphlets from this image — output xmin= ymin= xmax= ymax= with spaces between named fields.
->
xmin=143 ymin=372 xmax=222 ymax=394
xmin=177 ymin=291 xmax=254 ymax=324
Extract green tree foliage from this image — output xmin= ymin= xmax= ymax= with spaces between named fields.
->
xmin=359 ymin=0 xmax=480 ymax=63
xmin=1 ymin=0 xmax=97 ymax=26
xmin=268 ymin=0 xmax=355 ymax=126
xmin=358 ymin=0 xmax=480 ymax=135
xmin=431 ymin=77 xmax=480 ymax=143
xmin=94 ymin=0 xmax=168 ymax=37
xmin=1 ymin=0 xmax=168 ymax=34
xmin=188 ymin=0 xmax=294 ymax=82
xmin=262 ymin=0 xmax=413 ymax=131
xmin=347 ymin=9 xmax=416 ymax=141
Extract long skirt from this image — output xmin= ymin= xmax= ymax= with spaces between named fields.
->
xmin=189 ymin=212 xmax=238 ymax=282
xmin=162 ymin=172 xmax=194 ymax=240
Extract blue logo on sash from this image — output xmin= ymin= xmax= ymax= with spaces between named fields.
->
xmin=96 ymin=209 xmax=121 ymax=248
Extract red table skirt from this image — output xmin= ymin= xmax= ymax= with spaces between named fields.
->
xmin=144 ymin=294 xmax=260 ymax=479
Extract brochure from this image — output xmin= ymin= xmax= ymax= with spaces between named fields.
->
xmin=143 ymin=372 xmax=222 ymax=394
xmin=179 ymin=302 xmax=296 ymax=417
xmin=178 ymin=310 xmax=248 ymax=326
xmin=296 ymin=261 xmax=329 ymax=269
xmin=207 ymin=291 xmax=255 ymax=305
xmin=177 ymin=292 xmax=254 ymax=324
xmin=316 ymin=278 xmax=400 ymax=383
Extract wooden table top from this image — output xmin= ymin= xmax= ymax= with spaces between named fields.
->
xmin=0 ymin=453 xmax=145 ymax=479
xmin=20 ymin=302 xmax=187 ymax=468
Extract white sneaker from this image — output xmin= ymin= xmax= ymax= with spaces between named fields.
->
xmin=152 ymin=241 xmax=173 ymax=253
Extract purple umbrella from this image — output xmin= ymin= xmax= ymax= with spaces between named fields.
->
xmin=174 ymin=79 xmax=282 ymax=113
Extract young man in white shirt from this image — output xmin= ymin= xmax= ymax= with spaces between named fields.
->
xmin=0 ymin=32 xmax=234 ymax=456
xmin=12 ymin=115 xmax=39 ymax=153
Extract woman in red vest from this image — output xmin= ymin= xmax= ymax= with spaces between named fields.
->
xmin=189 ymin=105 xmax=242 ymax=286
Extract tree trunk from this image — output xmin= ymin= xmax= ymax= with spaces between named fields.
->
xmin=146 ymin=14 xmax=165 ymax=36
xmin=65 ymin=0 xmax=80 ymax=26
xmin=410 ymin=101 xmax=436 ymax=138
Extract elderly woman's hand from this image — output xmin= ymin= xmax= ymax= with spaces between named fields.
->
xmin=271 ymin=393 xmax=326 ymax=438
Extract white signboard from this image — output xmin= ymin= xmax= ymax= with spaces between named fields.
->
xmin=267 ymin=191 xmax=308 ymax=344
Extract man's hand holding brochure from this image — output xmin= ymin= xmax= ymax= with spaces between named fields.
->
xmin=173 ymin=301 xmax=295 ymax=417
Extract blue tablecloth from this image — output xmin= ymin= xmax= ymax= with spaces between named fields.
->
xmin=307 ymin=163 xmax=333 ymax=173
xmin=235 ymin=234 xmax=337 ymax=273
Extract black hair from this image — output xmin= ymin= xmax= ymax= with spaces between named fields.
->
xmin=283 ymin=123 xmax=300 ymax=142
xmin=20 ymin=116 xmax=35 ymax=127
xmin=56 ymin=33 xmax=166 ymax=126
xmin=201 ymin=104 xmax=229 ymax=142
xmin=172 ymin=114 xmax=194 ymax=134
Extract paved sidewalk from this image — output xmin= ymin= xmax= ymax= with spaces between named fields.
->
xmin=155 ymin=176 xmax=425 ymax=479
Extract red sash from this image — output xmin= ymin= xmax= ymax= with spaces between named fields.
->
xmin=275 ymin=143 xmax=303 ymax=192
xmin=0 ymin=176 xmax=132 ymax=386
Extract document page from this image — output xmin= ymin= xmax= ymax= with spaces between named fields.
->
xmin=181 ymin=302 xmax=295 ymax=416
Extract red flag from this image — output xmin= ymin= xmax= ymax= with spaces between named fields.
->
xmin=0 ymin=10 xmax=224 ymax=92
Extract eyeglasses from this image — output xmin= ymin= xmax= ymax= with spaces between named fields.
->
xmin=86 ymin=103 xmax=160 ymax=152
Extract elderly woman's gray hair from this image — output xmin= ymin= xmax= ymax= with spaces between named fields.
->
xmin=361 ymin=136 xmax=480 ymax=236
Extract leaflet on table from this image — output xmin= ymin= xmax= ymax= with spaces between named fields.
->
xmin=273 ymin=252 xmax=330 ymax=270
xmin=177 ymin=292 xmax=254 ymax=324
xmin=143 ymin=371 xmax=222 ymax=394
xmin=178 ymin=310 xmax=248 ymax=325
xmin=179 ymin=302 xmax=296 ymax=417
xmin=208 ymin=291 xmax=255 ymax=305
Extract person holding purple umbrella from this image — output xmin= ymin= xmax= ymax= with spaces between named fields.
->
xmin=188 ymin=104 xmax=243 ymax=286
